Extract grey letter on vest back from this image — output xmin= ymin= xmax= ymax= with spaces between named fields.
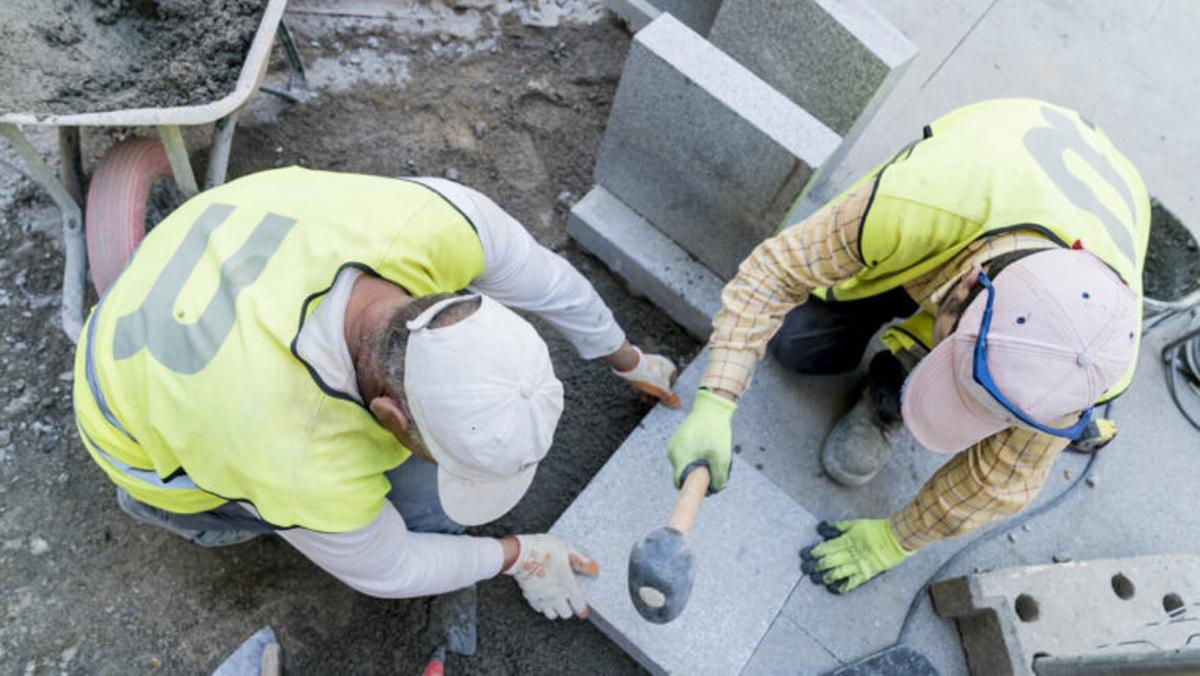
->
xmin=113 ymin=204 xmax=296 ymax=374
xmin=1023 ymin=105 xmax=1138 ymax=265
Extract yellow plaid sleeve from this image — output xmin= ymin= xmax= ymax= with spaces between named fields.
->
xmin=888 ymin=426 xmax=1070 ymax=551
xmin=700 ymin=185 xmax=872 ymax=395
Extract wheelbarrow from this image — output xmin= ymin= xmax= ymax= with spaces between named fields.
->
xmin=0 ymin=0 xmax=306 ymax=341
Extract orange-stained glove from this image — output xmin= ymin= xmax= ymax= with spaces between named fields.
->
xmin=613 ymin=346 xmax=681 ymax=408
xmin=505 ymin=534 xmax=599 ymax=620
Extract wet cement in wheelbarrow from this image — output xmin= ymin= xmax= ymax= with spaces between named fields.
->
xmin=0 ymin=0 xmax=267 ymax=116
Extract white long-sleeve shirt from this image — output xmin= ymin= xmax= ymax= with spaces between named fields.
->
xmin=262 ymin=178 xmax=624 ymax=598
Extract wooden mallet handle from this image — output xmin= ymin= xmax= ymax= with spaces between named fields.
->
xmin=667 ymin=466 xmax=710 ymax=535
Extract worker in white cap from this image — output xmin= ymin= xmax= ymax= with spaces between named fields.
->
xmin=74 ymin=167 xmax=680 ymax=617
xmin=665 ymin=98 xmax=1147 ymax=593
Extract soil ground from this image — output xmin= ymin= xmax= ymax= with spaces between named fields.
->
xmin=0 ymin=0 xmax=267 ymax=115
xmin=0 ymin=6 xmax=698 ymax=674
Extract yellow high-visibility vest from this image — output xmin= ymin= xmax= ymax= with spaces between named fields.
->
xmin=73 ymin=168 xmax=485 ymax=532
xmin=816 ymin=99 xmax=1149 ymax=398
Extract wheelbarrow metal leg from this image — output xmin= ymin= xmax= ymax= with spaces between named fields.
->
xmin=58 ymin=127 xmax=84 ymax=206
xmin=276 ymin=19 xmax=308 ymax=90
xmin=0 ymin=123 xmax=87 ymax=342
xmin=206 ymin=110 xmax=241 ymax=189
xmin=259 ymin=85 xmax=306 ymax=103
xmin=157 ymin=125 xmax=199 ymax=197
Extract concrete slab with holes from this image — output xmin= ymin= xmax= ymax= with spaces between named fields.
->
xmin=932 ymin=554 xmax=1200 ymax=675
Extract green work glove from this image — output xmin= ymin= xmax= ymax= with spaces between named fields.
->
xmin=666 ymin=389 xmax=737 ymax=492
xmin=799 ymin=520 xmax=914 ymax=594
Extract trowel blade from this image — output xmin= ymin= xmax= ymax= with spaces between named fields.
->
xmin=424 ymin=585 xmax=478 ymax=656
xmin=212 ymin=626 xmax=278 ymax=676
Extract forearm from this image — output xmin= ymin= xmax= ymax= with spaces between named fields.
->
xmin=700 ymin=184 xmax=872 ymax=397
xmin=888 ymin=426 xmax=1069 ymax=551
xmin=477 ymin=249 xmax=626 ymax=359
xmin=442 ymin=177 xmax=625 ymax=359
xmin=276 ymin=504 xmax=506 ymax=599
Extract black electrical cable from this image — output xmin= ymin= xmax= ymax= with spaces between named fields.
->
xmin=895 ymin=427 xmax=1101 ymax=644
xmin=1161 ymin=312 xmax=1200 ymax=432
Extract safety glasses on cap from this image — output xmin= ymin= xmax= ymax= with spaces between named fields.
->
xmin=972 ymin=271 xmax=1094 ymax=440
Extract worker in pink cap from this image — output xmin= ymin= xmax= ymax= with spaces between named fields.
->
xmin=666 ymin=98 xmax=1149 ymax=593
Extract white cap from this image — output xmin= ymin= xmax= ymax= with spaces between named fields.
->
xmin=403 ymin=294 xmax=564 ymax=526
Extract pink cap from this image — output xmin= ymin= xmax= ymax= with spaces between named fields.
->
xmin=902 ymin=249 xmax=1137 ymax=454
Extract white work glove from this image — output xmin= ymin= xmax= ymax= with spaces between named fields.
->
xmin=613 ymin=346 xmax=681 ymax=409
xmin=505 ymin=534 xmax=599 ymax=620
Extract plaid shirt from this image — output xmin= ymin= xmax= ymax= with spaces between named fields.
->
xmin=702 ymin=183 xmax=1067 ymax=551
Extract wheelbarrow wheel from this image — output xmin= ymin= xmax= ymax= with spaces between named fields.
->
xmin=86 ymin=137 xmax=174 ymax=296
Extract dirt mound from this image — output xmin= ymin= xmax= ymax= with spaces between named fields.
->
xmin=0 ymin=0 xmax=267 ymax=115
xmin=1144 ymin=199 xmax=1200 ymax=301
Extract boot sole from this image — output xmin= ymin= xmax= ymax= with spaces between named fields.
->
xmin=820 ymin=444 xmax=881 ymax=487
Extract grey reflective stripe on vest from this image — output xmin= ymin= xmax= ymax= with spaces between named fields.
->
xmin=83 ymin=203 xmax=298 ymax=491
xmin=1023 ymin=105 xmax=1139 ymax=267
xmin=79 ymin=426 xmax=199 ymax=491
xmin=83 ymin=302 xmax=196 ymax=491
xmin=112 ymin=204 xmax=297 ymax=374
xmin=84 ymin=297 xmax=137 ymax=444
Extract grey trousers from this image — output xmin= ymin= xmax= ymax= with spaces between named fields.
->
xmin=117 ymin=456 xmax=464 ymax=543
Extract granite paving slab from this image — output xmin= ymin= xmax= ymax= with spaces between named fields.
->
xmin=550 ymin=355 xmax=816 ymax=675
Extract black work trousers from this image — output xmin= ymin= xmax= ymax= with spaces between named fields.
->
xmin=766 ymin=287 xmax=919 ymax=422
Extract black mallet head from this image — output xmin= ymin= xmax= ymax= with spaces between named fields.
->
xmin=627 ymin=526 xmax=695 ymax=624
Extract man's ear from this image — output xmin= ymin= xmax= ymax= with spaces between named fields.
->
xmin=369 ymin=396 xmax=411 ymax=438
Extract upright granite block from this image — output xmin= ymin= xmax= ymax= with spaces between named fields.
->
xmin=603 ymin=0 xmax=723 ymax=35
xmin=595 ymin=13 xmax=840 ymax=281
xmin=550 ymin=356 xmax=816 ymax=675
xmin=709 ymin=0 xmax=916 ymax=137
xmin=708 ymin=0 xmax=916 ymax=218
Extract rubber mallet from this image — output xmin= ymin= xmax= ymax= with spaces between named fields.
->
xmin=627 ymin=466 xmax=710 ymax=624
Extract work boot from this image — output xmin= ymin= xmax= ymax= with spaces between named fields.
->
xmin=821 ymin=390 xmax=905 ymax=486
xmin=116 ymin=488 xmax=260 ymax=548
xmin=821 ymin=352 xmax=907 ymax=487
